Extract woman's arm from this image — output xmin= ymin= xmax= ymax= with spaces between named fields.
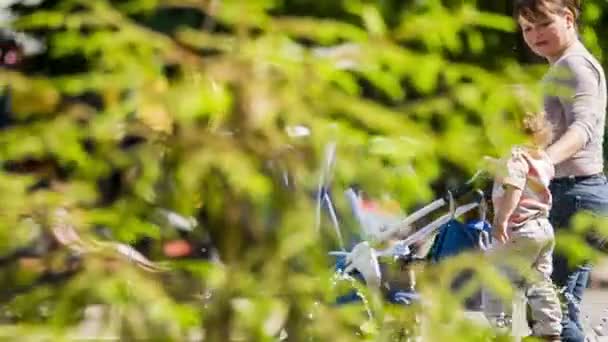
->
xmin=546 ymin=127 xmax=586 ymax=165
xmin=546 ymin=55 xmax=601 ymax=165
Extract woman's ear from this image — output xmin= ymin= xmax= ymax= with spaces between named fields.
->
xmin=564 ymin=8 xmax=576 ymax=29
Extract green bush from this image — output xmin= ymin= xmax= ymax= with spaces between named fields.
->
xmin=0 ymin=0 xmax=604 ymax=340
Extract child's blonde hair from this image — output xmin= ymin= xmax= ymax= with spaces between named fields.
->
xmin=507 ymin=84 xmax=553 ymax=148
xmin=522 ymin=111 xmax=554 ymax=148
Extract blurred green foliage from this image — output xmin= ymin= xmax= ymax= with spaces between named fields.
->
xmin=0 ymin=0 xmax=606 ymax=340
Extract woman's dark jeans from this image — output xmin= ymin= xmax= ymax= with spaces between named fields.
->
xmin=549 ymin=174 xmax=608 ymax=342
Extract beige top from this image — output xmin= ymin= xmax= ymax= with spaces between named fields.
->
xmin=543 ymin=41 xmax=607 ymax=178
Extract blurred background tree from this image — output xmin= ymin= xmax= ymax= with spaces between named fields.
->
xmin=0 ymin=0 xmax=605 ymax=340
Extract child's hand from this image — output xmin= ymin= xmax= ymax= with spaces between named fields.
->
xmin=492 ymin=221 xmax=510 ymax=244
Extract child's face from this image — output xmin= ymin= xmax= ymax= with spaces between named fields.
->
xmin=518 ymin=9 xmax=575 ymax=61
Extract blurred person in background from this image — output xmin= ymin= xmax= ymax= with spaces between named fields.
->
xmin=0 ymin=31 xmax=24 ymax=129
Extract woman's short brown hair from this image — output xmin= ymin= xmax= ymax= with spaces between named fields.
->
xmin=514 ymin=0 xmax=581 ymax=24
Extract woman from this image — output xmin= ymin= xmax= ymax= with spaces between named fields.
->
xmin=514 ymin=1 xmax=608 ymax=341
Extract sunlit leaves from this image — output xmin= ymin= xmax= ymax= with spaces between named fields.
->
xmin=215 ymin=0 xmax=278 ymax=29
xmin=3 ymin=0 xmax=604 ymax=340
xmin=396 ymin=4 xmax=513 ymax=54
xmin=2 ymin=74 xmax=60 ymax=117
xmin=271 ymin=17 xmax=368 ymax=44
xmin=353 ymin=3 xmax=388 ymax=36
xmin=87 ymin=203 xmax=161 ymax=242
xmin=14 ymin=10 xmax=66 ymax=29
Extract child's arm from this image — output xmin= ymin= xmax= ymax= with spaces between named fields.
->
xmin=492 ymin=148 xmax=528 ymax=243
xmin=492 ymin=185 xmax=523 ymax=243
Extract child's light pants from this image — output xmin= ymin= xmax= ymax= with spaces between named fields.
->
xmin=483 ymin=218 xmax=562 ymax=337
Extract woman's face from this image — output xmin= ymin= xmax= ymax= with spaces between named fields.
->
xmin=518 ymin=10 xmax=575 ymax=61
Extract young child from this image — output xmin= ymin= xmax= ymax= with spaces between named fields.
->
xmin=488 ymin=111 xmax=562 ymax=341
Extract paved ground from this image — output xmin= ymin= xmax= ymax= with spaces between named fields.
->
xmin=582 ymin=289 xmax=608 ymax=341
xmin=463 ymin=288 xmax=608 ymax=340
xmin=582 ymin=259 xmax=608 ymax=340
